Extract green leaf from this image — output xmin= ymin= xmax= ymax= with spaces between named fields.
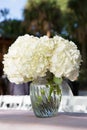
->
xmin=53 ymin=76 xmax=62 ymax=85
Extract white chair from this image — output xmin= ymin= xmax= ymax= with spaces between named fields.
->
xmin=0 ymin=96 xmax=24 ymax=110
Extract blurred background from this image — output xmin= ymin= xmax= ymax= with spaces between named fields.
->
xmin=0 ymin=0 xmax=87 ymax=95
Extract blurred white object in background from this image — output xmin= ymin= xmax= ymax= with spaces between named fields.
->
xmin=0 ymin=95 xmax=87 ymax=113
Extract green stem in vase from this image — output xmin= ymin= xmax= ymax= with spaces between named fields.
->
xmin=30 ymin=73 xmax=62 ymax=117
xmin=46 ymin=75 xmax=62 ymax=98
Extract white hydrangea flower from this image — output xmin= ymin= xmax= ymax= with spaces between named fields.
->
xmin=3 ymin=34 xmax=81 ymax=84
xmin=49 ymin=35 xmax=81 ymax=81
xmin=3 ymin=34 xmax=52 ymax=84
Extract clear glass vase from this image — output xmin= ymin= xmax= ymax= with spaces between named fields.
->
xmin=30 ymin=76 xmax=62 ymax=118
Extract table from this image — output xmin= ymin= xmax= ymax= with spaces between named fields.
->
xmin=0 ymin=110 xmax=87 ymax=130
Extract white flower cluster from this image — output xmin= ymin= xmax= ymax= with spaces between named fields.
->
xmin=3 ymin=34 xmax=81 ymax=84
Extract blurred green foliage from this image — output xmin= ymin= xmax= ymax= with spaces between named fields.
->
xmin=78 ymin=69 xmax=87 ymax=89
xmin=23 ymin=0 xmax=63 ymax=36
xmin=0 ymin=19 xmax=26 ymax=38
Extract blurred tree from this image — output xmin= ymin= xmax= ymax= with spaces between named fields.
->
xmin=57 ymin=0 xmax=69 ymax=12
xmin=65 ymin=0 xmax=87 ymax=68
xmin=0 ymin=19 xmax=26 ymax=38
xmin=23 ymin=0 xmax=63 ymax=37
xmin=0 ymin=8 xmax=9 ymax=21
xmin=0 ymin=8 xmax=26 ymax=38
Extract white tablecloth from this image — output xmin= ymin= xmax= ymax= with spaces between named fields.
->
xmin=0 ymin=110 xmax=87 ymax=130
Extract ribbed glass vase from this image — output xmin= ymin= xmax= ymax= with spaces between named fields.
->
xmin=30 ymin=76 xmax=62 ymax=118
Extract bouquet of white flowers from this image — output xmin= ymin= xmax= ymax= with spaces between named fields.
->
xmin=3 ymin=34 xmax=81 ymax=84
